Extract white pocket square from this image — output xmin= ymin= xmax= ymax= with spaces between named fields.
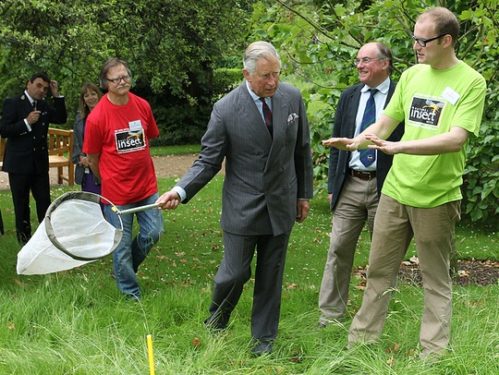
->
xmin=287 ymin=113 xmax=299 ymax=123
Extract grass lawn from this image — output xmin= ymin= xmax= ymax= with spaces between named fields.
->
xmin=0 ymin=176 xmax=497 ymax=374
xmin=149 ymin=144 xmax=201 ymax=157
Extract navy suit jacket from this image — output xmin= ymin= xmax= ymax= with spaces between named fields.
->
xmin=0 ymin=94 xmax=67 ymax=175
xmin=328 ymin=81 xmax=404 ymax=210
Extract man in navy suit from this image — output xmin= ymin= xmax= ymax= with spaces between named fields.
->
xmin=0 ymin=72 xmax=67 ymax=244
xmin=157 ymin=41 xmax=313 ymax=355
xmin=318 ymin=43 xmax=404 ymax=326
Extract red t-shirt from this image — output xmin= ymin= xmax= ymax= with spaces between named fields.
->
xmin=83 ymin=92 xmax=159 ymax=205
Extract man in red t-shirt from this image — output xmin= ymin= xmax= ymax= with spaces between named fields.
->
xmin=84 ymin=58 xmax=163 ymax=300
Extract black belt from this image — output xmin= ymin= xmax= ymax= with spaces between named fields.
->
xmin=349 ymin=169 xmax=376 ymax=181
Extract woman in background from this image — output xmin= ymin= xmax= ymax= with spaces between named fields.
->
xmin=72 ymin=83 xmax=102 ymax=193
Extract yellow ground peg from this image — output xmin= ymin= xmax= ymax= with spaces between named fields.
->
xmin=146 ymin=334 xmax=155 ymax=375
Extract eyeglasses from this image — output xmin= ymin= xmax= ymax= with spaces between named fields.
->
xmin=353 ymin=57 xmax=384 ymax=66
xmin=412 ymin=33 xmax=447 ymax=47
xmin=106 ymin=75 xmax=131 ymax=84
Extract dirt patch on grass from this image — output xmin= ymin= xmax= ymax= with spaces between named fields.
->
xmin=152 ymin=154 xmax=199 ymax=179
xmin=0 ymin=154 xmax=200 ymax=191
xmin=355 ymin=259 xmax=498 ymax=287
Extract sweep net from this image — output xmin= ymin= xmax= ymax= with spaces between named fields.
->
xmin=17 ymin=191 xmax=123 ymax=275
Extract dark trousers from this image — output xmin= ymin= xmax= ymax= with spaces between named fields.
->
xmin=208 ymin=230 xmax=291 ymax=341
xmin=8 ymin=172 xmax=51 ymax=244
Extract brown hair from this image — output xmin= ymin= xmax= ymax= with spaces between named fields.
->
xmin=418 ymin=7 xmax=460 ymax=46
xmin=78 ymin=82 xmax=102 ymax=119
xmin=99 ymin=58 xmax=132 ymax=89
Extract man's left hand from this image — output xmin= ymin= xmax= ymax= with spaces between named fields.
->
xmin=365 ymin=134 xmax=401 ymax=155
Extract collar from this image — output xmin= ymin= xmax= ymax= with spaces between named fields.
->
xmin=245 ymin=80 xmax=260 ymax=103
xmin=361 ymin=77 xmax=391 ymax=95
xmin=245 ymin=81 xmax=273 ymax=105
xmin=24 ymin=90 xmax=36 ymax=106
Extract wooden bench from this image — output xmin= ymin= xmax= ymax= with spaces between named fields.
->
xmin=47 ymin=128 xmax=75 ymax=185
xmin=0 ymin=128 xmax=75 ymax=185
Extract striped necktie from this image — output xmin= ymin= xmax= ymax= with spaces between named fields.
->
xmin=260 ymin=97 xmax=273 ymax=136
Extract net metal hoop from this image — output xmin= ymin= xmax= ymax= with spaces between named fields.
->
xmin=44 ymin=191 xmax=124 ymax=261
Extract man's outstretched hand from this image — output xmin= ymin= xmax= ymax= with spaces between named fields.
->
xmin=322 ymin=137 xmax=359 ymax=151
xmin=365 ymin=134 xmax=400 ymax=155
xmin=156 ymin=190 xmax=181 ymax=210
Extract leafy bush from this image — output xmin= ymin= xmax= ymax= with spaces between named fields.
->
xmin=462 ymin=116 xmax=499 ymax=229
xmin=143 ymin=68 xmax=243 ymax=146
xmin=212 ymin=68 xmax=243 ymax=100
xmin=0 ymin=0 xmax=249 ymax=137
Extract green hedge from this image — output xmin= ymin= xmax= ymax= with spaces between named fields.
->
xmin=146 ymin=67 xmax=242 ymax=146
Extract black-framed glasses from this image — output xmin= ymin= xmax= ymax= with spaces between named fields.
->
xmin=353 ymin=57 xmax=384 ymax=66
xmin=106 ymin=75 xmax=131 ymax=84
xmin=412 ymin=33 xmax=447 ymax=47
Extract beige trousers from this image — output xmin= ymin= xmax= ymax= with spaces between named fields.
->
xmin=319 ymin=175 xmax=378 ymax=323
xmin=348 ymin=194 xmax=460 ymax=355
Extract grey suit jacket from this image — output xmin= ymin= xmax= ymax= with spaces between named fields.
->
xmin=177 ymin=82 xmax=313 ymax=236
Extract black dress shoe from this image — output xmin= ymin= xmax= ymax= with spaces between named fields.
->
xmin=204 ymin=313 xmax=228 ymax=332
xmin=251 ymin=340 xmax=273 ymax=356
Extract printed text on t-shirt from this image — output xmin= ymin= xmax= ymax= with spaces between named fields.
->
xmin=114 ymin=128 xmax=146 ymax=153
xmin=409 ymin=96 xmax=445 ymax=128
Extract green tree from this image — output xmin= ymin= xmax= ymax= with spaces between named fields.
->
xmin=0 ymin=0 xmax=251 ymax=143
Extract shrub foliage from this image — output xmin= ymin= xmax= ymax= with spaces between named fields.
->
xmin=0 ymin=0 xmax=249 ymax=143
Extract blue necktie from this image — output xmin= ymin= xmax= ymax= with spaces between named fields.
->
xmin=359 ymin=89 xmax=378 ymax=167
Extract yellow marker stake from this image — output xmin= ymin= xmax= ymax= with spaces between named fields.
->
xmin=147 ymin=334 xmax=155 ymax=375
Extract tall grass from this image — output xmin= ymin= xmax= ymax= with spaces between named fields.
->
xmin=0 ymin=177 xmax=497 ymax=374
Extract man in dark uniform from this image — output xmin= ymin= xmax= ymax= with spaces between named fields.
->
xmin=0 ymin=72 xmax=67 ymax=244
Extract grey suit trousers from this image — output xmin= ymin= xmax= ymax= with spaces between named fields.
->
xmin=209 ymin=230 xmax=291 ymax=340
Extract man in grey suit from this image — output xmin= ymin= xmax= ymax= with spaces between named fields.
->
xmin=156 ymin=41 xmax=313 ymax=356
xmin=318 ymin=42 xmax=404 ymax=326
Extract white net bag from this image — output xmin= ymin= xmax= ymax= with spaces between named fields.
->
xmin=17 ymin=191 xmax=124 ymax=275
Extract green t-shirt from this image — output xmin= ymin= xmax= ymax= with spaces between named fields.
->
xmin=382 ymin=61 xmax=486 ymax=208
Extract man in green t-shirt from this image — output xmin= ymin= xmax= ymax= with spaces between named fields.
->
xmin=323 ymin=7 xmax=486 ymax=360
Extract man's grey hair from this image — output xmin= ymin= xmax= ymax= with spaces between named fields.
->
xmin=375 ymin=42 xmax=394 ymax=75
xmin=243 ymin=41 xmax=281 ymax=74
